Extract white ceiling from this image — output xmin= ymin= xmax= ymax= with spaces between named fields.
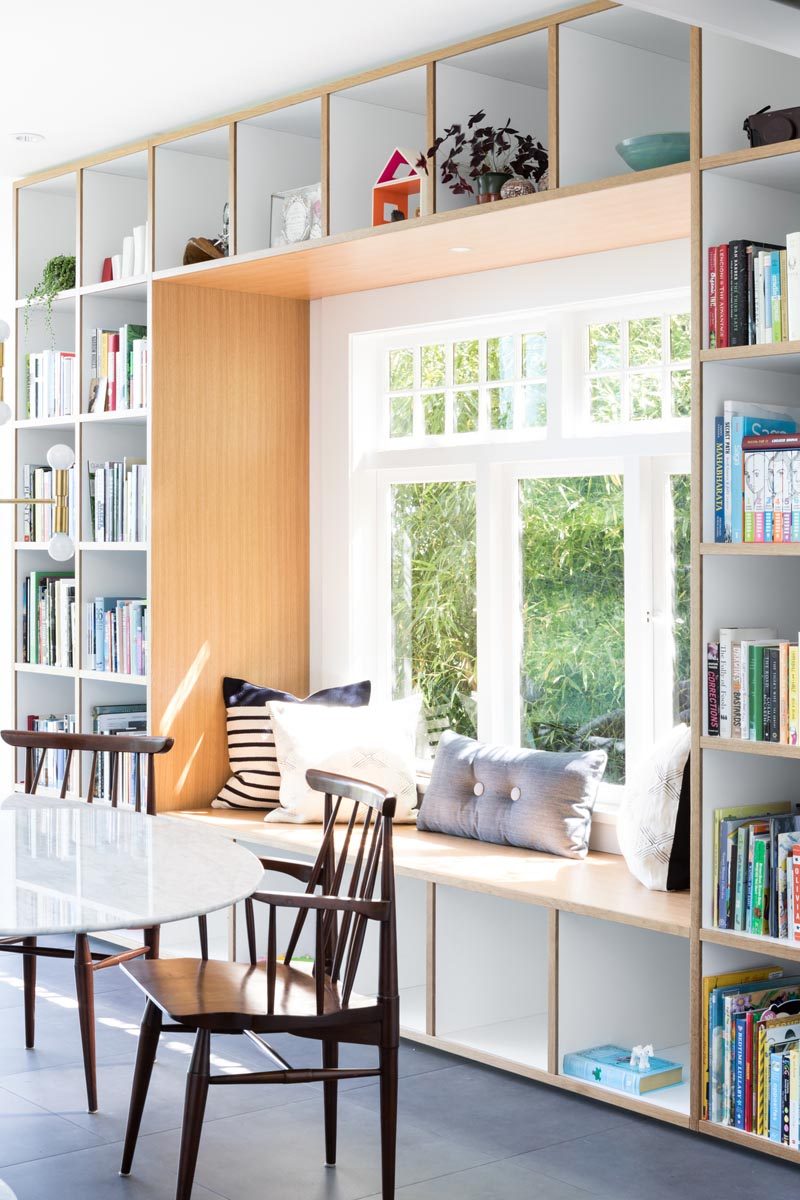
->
xmin=1 ymin=0 xmax=797 ymax=180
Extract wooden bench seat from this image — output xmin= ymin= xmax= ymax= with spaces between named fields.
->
xmin=169 ymin=808 xmax=690 ymax=937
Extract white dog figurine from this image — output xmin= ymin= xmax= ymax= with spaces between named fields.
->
xmin=629 ymin=1044 xmax=654 ymax=1071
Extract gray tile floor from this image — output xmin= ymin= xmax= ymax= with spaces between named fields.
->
xmin=0 ymin=943 xmax=797 ymax=1199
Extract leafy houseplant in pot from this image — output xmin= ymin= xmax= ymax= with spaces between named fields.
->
xmin=418 ymin=112 xmax=548 ymax=204
xmin=25 ymin=254 xmax=76 ymax=341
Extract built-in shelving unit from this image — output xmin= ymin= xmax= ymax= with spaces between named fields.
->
xmin=10 ymin=0 xmax=800 ymax=1165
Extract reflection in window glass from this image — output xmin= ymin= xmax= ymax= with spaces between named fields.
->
xmin=589 ymin=322 xmax=621 ymax=370
xmin=487 ymin=335 xmax=515 ymax=382
xmin=391 ymin=482 xmax=477 ymax=739
xmin=590 ymin=376 xmax=621 ymax=423
xmin=523 ymin=332 xmax=547 ymax=377
xmin=421 ymin=344 xmax=446 ymax=388
xmin=522 ymin=383 xmax=547 ymax=428
xmin=423 ymin=392 xmax=446 ymax=436
xmin=670 ymin=473 xmax=691 ymax=725
xmin=453 ymin=339 xmax=479 ymax=385
xmin=390 ymin=394 xmax=413 ymax=438
xmin=389 ymin=348 xmax=414 ymax=390
xmin=455 ymin=389 xmax=479 ymax=434
xmin=490 ymin=386 xmax=514 ymax=430
xmin=630 ymin=373 xmax=661 ymax=421
xmin=519 ymin=475 xmax=625 ymax=782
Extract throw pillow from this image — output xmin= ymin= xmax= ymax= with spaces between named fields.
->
xmin=212 ymin=677 xmax=371 ymax=810
xmin=416 ymin=730 xmax=607 ymax=859
xmin=266 ymin=694 xmax=421 ymax=823
xmin=616 ymin=723 xmax=691 ymax=892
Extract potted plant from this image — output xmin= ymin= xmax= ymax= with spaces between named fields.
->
xmin=25 ymin=254 xmax=76 ymax=340
xmin=417 ymin=112 xmax=548 ymax=203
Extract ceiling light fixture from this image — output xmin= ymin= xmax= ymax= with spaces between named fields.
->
xmin=449 ymin=246 xmax=472 ymax=253
xmin=10 ymin=132 xmax=45 ymax=144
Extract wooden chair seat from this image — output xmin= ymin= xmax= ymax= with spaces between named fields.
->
xmin=124 ymin=957 xmax=379 ymax=1032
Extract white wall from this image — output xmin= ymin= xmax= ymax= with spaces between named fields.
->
xmin=154 ymin=149 xmax=228 ymax=271
xmin=559 ymin=29 xmax=689 ymax=186
xmin=0 ymin=177 xmax=15 ymax=780
xmin=434 ymin=63 xmax=548 ymax=212
xmin=237 ymin=124 xmax=321 ymax=253
xmin=329 ymin=97 xmax=426 ymax=235
xmin=703 ymin=31 xmax=800 ymax=157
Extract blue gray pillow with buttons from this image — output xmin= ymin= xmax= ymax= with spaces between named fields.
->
xmin=416 ymin=730 xmax=607 ymax=859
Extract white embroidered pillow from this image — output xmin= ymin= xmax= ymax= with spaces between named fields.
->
xmin=266 ymin=695 xmax=422 ymax=823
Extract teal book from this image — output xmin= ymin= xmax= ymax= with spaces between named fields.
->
xmin=562 ymin=1045 xmax=683 ymax=1094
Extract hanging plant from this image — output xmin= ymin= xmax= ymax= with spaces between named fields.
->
xmin=25 ymin=255 xmax=76 ymax=341
xmin=417 ymin=111 xmax=548 ymax=197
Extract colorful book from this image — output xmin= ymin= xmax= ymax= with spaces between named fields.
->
xmin=562 ymin=1045 xmax=682 ymax=1095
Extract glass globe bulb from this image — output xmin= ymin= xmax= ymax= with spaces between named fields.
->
xmin=0 ymin=400 xmax=11 ymax=427
xmin=0 ymin=319 xmax=10 ymax=343
xmin=48 ymin=532 xmax=74 ymax=562
xmin=46 ymin=443 xmax=75 ymax=471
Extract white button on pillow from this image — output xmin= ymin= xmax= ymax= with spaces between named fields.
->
xmin=265 ymin=694 xmax=422 ymax=823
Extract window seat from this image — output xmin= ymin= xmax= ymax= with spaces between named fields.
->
xmin=169 ymin=807 xmax=690 ymax=937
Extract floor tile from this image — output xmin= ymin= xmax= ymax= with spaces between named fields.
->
xmin=360 ymin=1159 xmax=596 ymax=1199
xmin=0 ymin=1084 xmax=105 ymax=1168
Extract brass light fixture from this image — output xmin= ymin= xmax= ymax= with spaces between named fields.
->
xmin=0 ymin=318 xmax=75 ymax=561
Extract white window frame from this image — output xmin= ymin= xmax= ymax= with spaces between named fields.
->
xmin=350 ymin=291 xmax=690 ymax=806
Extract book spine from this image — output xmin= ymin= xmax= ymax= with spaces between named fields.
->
xmin=770 ymin=646 xmax=780 ymax=742
xmin=707 ymin=642 xmax=720 ymax=735
xmin=734 ymin=1019 xmax=746 ymax=1129
xmin=770 ymin=1054 xmax=783 ymax=1141
xmin=781 ymin=641 xmax=790 ymax=744
xmin=754 ymin=253 xmax=765 ymax=343
xmin=791 ymin=1051 xmax=800 ymax=1149
xmin=781 ymin=250 xmax=789 ymax=345
xmin=791 ymin=645 xmax=799 ymax=746
xmin=730 ymin=241 xmax=749 ymax=346
xmin=772 ymin=250 xmax=782 ymax=342
xmin=735 ymin=826 xmax=749 ymax=930
xmin=718 ymin=243 xmax=730 ymax=348
xmin=708 ymin=245 xmax=718 ymax=349
xmin=724 ymin=408 xmax=733 ymax=541
xmin=714 ymin=416 xmax=725 ymax=542
xmin=783 ymin=1054 xmax=792 ymax=1145
xmin=752 ymin=838 xmax=767 ymax=934
xmin=788 ymin=232 xmax=800 ymax=342
xmin=732 ymin=642 xmax=743 ymax=738
xmin=765 ymin=453 xmax=776 ymax=543
xmin=719 ymin=632 xmax=732 ymax=738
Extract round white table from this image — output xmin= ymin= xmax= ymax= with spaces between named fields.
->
xmin=0 ymin=794 xmax=263 ymax=1126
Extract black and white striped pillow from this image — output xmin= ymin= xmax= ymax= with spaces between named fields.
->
xmin=212 ymin=677 xmax=371 ymax=810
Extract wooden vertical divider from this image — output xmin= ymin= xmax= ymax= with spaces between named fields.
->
xmin=424 ymin=62 xmax=437 ymax=217
xmin=547 ymin=24 xmax=560 ymax=191
xmin=228 ymin=123 xmax=238 ymax=258
xmin=426 ymin=882 xmax=436 ymax=1035
xmin=146 ymin=145 xmax=156 ymax=273
xmin=547 ymin=907 xmax=559 ymax=1075
xmin=320 ymin=93 xmax=331 ymax=238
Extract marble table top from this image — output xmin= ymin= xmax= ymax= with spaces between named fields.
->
xmin=0 ymin=795 xmax=264 ymax=938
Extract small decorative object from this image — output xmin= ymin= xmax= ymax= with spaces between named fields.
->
xmin=182 ymin=237 xmax=224 ymax=266
xmin=563 ymin=1045 xmax=683 ymax=1094
xmin=372 ymin=148 xmax=427 ymax=226
xmin=630 ymin=1044 xmax=654 ymax=1071
xmin=218 ymin=202 xmax=230 ymax=257
xmin=101 ymin=257 xmax=113 ymax=283
xmin=418 ymin=111 xmax=548 ymax=205
xmin=615 ymin=132 xmax=690 ymax=172
xmin=500 ymin=177 xmax=536 ymax=200
xmin=25 ymin=254 xmax=76 ymax=341
xmin=111 ymin=253 xmax=122 ymax=279
xmin=744 ymin=104 xmax=800 ymax=147
xmin=270 ymin=183 xmax=322 ymax=247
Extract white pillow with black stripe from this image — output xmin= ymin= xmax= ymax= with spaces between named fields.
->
xmin=212 ymin=677 xmax=371 ymax=810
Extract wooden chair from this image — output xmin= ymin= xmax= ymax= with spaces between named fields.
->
xmin=120 ymin=769 xmax=399 ymax=1200
xmin=0 ymin=729 xmax=175 ymax=1113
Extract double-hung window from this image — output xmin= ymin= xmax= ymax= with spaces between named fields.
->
xmin=351 ymin=292 xmax=691 ymax=797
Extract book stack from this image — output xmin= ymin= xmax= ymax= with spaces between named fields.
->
xmin=21 ymin=463 xmax=76 ymax=543
xmin=712 ymin=801 xmax=800 ymax=936
xmin=87 ymin=323 xmax=148 ymax=413
xmin=26 ymin=712 xmax=77 ymax=790
xmin=708 ymin=234 xmax=800 ymax=348
xmin=705 ymin=967 xmax=800 ymax=1142
xmin=91 ymin=703 xmax=148 ymax=805
xmin=22 ymin=570 xmax=76 ymax=667
xmin=706 ymin=627 xmax=799 ymax=743
xmin=87 ymin=459 xmax=147 ymax=542
xmin=714 ymin=402 xmax=798 ymax=542
xmin=24 ymin=350 xmax=75 ymax=419
xmin=562 ymin=1044 xmax=683 ymax=1095
xmin=86 ymin=597 xmax=147 ymax=676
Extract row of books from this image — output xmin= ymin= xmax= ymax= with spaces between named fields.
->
xmin=26 ymin=713 xmax=77 ymax=790
xmin=708 ymin=235 xmax=800 ymax=349
xmin=85 ymin=597 xmax=147 ymax=676
xmin=22 ymin=570 xmax=75 ymax=667
xmin=712 ymin=801 xmax=800 ymax=937
xmin=24 ymin=350 xmax=75 ymax=420
xmin=91 ymin=703 xmax=148 ymax=805
xmin=21 ymin=463 xmax=76 ymax=543
xmin=88 ymin=459 xmax=147 ymax=542
xmin=705 ymin=965 xmax=800 ymax=1143
xmin=87 ymin=324 xmax=148 ymax=413
xmin=706 ymin=627 xmax=798 ymax=743
xmin=714 ymin=401 xmax=798 ymax=543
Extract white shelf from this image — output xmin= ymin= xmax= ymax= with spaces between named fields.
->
xmin=560 ymin=1042 xmax=690 ymax=1117
xmin=439 ymin=1012 xmax=548 ymax=1072
xmin=14 ymin=662 xmax=75 ymax=677
xmin=14 ymin=541 xmax=56 ymax=551
xmin=79 ymin=409 xmax=147 ymax=425
xmin=79 ymin=541 xmax=147 ymax=552
xmin=79 ymin=669 xmax=148 ymax=685
xmin=81 ymin=276 xmax=148 ymax=300
xmin=14 ymin=288 xmax=78 ymax=309
xmin=14 ymin=415 xmax=75 ymax=430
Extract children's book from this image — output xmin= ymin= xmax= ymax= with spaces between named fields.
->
xmin=562 ymin=1045 xmax=683 ymax=1094
xmin=703 ymin=965 xmax=782 ymax=1120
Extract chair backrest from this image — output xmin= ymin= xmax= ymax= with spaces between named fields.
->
xmin=284 ymin=770 xmax=397 ymax=1007
xmin=0 ymin=730 xmax=174 ymax=814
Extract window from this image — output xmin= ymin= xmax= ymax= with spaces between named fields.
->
xmin=387 ymin=326 xmax=548 ymax=441
xmin=357 ymin=294 xmax=691 ymax=795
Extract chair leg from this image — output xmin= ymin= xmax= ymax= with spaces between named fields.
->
xmin=73 ymin=933 xmax=98 ymax=1113
xmin=323 ymin=1040 xmax=338 ymax=1166
xmin=176 ymin=1028 xmax=211 ymax=1200
xmin=143 ymin=925 xmax=161 ymax=960
xmin=22 ymin=936 xmax=36 ymax=1049
xmin=379 ymin=1044 xmax=398 ymax=1200
xmin=120 ymin=1001 xmax=162 ymax=1176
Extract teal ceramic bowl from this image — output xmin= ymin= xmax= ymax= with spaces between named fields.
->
xmin=615 ymin=132 xmax=690 ymax=172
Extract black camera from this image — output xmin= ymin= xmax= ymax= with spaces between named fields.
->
xmin=744 ymin=104 xmax=800 ymax=146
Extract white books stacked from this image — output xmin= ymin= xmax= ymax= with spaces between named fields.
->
xmin=21 ymin=464 xmax=76 ymax=542
xmin=25 ymin=350 xmax=75 ymax=419
xmin=88 ymin=458 xmax=147 ymax=542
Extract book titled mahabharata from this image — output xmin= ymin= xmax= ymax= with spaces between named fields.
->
xmin=563 ymin=1045 xmax=683 ymax=1094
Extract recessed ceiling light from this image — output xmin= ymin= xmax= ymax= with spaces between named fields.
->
xmin=449 ymin=246 xmax=472 ymax=253
xmin=10 ymin=132 xmax=44 ymax=144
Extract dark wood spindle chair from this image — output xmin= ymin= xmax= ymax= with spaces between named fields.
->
xmin=0 ymin=729 xmax=176 ymax=1113
xmin=119 ymin=769 xmax=399 ymax=1200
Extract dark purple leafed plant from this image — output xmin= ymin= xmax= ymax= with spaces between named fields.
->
xmin=417 ymin=110 xmax=548 ymax=195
